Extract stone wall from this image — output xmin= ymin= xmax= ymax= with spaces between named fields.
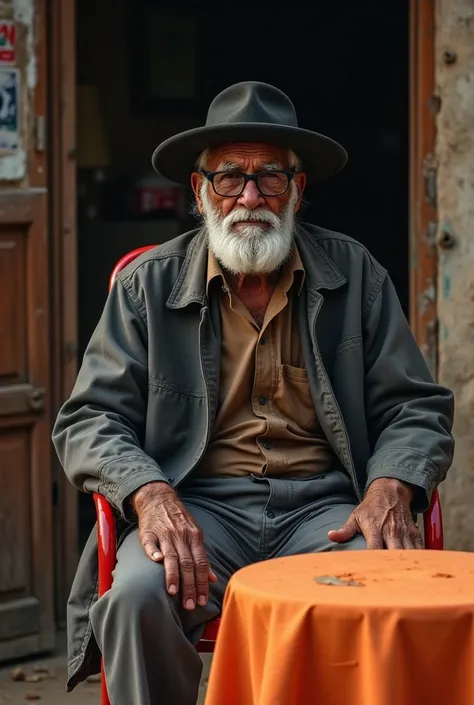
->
xmin=436 ymin=0 xmax=474 ymax=549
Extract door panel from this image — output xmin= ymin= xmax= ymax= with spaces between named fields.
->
xmin=0 ymin=428 xmax=30 ymax=597
xmin=0 ymin=192 xmax=54 ymax=661
xmin=0 ymin=230 xmax=27 ymax=382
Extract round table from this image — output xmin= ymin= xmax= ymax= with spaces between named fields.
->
xmin=204 ymin=551 xmax=474 ymax=705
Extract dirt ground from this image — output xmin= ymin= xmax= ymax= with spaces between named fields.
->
xmin=0 ymin=635 xmax=211 ymax=704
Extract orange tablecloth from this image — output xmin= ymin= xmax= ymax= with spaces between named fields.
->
xmin=205 ymin=551 xmax=474 ymax=705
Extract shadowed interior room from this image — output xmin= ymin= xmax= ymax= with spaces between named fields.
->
xmin=76 ymin=0 xmax=409 ymax=546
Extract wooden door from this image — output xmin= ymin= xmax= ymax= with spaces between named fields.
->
xmin=0 ymin=192 xmax=55 ymax=660
xmin=409 ymin=0 xmax=438 ymax=376
xmin=49 ymin=0 xmax=78 ymax=629
xmin=0 ymin=0 xmax=55 ymax=661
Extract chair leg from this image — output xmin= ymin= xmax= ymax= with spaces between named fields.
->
xmin=423 ymin=488 xmax=444 ymax=550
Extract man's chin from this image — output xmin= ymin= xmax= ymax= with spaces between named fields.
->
xmin=229 ymin=250 xmax=290 ymax=276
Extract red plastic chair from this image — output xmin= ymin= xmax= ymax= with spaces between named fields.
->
xmin=94 ymin=245 xmax=444 ymax=705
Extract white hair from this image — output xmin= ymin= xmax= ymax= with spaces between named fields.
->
xmin=201 ymin=179 xmax=298 ymax=275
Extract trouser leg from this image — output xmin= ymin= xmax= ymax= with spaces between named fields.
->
xmin=268 ymin=470 xmax=367 ymax=557
xmin=90 ymin=484 xmax=255 ymax=705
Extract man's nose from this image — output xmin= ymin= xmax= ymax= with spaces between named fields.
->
xmin=237 ymin=179 xmax=265 ymax=209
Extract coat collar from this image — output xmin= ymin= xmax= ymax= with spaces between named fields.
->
xmin=293 ymin=224 xmax=347 ymax=294
xmin=166 ymin=223 xmax=346 ymax=309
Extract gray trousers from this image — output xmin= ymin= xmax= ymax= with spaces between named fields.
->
xmin=89 ymin=470 xmax=365 ymax=705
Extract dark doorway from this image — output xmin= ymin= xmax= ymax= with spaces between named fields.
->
xmin=187 ymin=0 xmax=409 ymax=310
xmin=76 ymin=0 xmax=409 ymax=547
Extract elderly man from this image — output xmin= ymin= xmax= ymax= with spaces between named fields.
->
xmin=53 ymin=81 xmax=454 ymax=705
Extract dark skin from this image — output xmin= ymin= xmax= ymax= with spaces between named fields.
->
xmin=132 ymin=482 xmax=217 ymax=610
xmin=130 ymin=142 xmax=424 ymax=612
xmin=329 ymin=478 xmax=423 ymax=550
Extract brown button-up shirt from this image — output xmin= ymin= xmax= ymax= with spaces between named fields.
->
xmin=195 ymin=247 xmax=336 ymax=477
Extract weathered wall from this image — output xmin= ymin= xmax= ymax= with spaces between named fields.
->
xmin=436 ymin=0 xmax=474 ymax=550
xmin=0 ymin=0 xmax=35 ymax=183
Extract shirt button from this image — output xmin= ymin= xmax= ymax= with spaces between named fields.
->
xmin=260 ymin=337 xmax=267 ymax=345
xmin=258 ymin=396 xmax=267 ymax=406
xmin=262 ymin=441 xmax=271 ymax=450
xmin=266 ymin=509 xmax=275 ymax=518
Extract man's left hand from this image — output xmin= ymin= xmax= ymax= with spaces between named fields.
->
xmin=328 ymin=478 xmax=424 ymax=550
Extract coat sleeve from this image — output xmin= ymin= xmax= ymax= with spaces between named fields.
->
xmin=52 ymin=277 xmax=168 ymax=518
xmin=363 ymin=272 xmax=455 ymax=511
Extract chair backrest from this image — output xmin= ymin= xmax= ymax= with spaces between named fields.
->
xmin=108 ymin=245 xmax=157 ymax=292
xmin=108 ymin=246 xmax=444 ymax=550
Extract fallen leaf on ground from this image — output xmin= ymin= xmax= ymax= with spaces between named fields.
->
xmin=10 ymin=668 xmax=25 ymax=682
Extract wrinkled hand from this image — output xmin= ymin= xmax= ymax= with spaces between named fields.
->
xmin=328 ymin=478 xmax=424 ymax=550
xmin=132 ymin=482 xmax=217 ymax=610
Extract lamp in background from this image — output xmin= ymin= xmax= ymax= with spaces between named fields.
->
xmin=76 ymin=84 xmax=110 ymax=221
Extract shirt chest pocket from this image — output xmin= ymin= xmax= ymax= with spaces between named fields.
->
xmin=273 ymin=364 xmax=318 ymax=434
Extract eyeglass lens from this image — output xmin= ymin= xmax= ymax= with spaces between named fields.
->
xmin=213 ymin=171 xmax=289 ymax=196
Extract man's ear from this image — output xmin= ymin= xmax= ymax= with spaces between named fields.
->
xmin=191 ymin=172 xmax=204 ymax=213
xmin=293 ymin=172 xmax=307 ymax=212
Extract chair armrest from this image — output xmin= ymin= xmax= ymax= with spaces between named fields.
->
xmin=423 ymin=488 xmax=443 ymax=550
xmin=93 ymin=493 xmax=117 ymax=597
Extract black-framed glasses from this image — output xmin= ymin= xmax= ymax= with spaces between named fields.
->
xmin=200 ymin=168 xmax=296 ymax=197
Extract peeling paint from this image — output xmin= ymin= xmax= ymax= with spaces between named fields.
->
xmin=436 ymin=0 xmax=474 ymax=551
xmin=0 ymin=149 xmax=25 ymax=179
xmin=13 ymin=0 xmax=35 ymax=90
xmin=443 ymin=274 xmax=451 ymax=299
xmin=418 ymin=283 xmax=436 ymax=315
xmin=0 ymin=0 xmax=35 ymax=181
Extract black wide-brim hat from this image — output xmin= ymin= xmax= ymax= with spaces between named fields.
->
xmin=152 ymin=81 xmax=348 ymax=184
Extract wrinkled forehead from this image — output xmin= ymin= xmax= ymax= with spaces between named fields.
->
xmin=206 ymin=142 xmax=290 ymax=170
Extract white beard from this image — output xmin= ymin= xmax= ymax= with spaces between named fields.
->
xmin=201 ymin=183 xmax=298 ymax=275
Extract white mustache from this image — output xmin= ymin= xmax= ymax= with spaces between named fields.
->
xmin=223 ymin=207 xmax=280 ymax=228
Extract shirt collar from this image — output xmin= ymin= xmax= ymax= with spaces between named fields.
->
xmin=206 ymin=245 xmax=306 ymax=296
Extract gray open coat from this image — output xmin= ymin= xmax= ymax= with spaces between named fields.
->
xmin=52 ymin=223 xmax=454 ymax=689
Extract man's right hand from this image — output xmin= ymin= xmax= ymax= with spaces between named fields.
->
xmin=131 ymin=482 xmax=217 ymax=610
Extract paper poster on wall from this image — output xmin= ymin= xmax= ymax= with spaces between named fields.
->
xmin=0 ymin=21 xmax=16 ymax=64
xmin=0 ymin=68 xmax=19 ymax=152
